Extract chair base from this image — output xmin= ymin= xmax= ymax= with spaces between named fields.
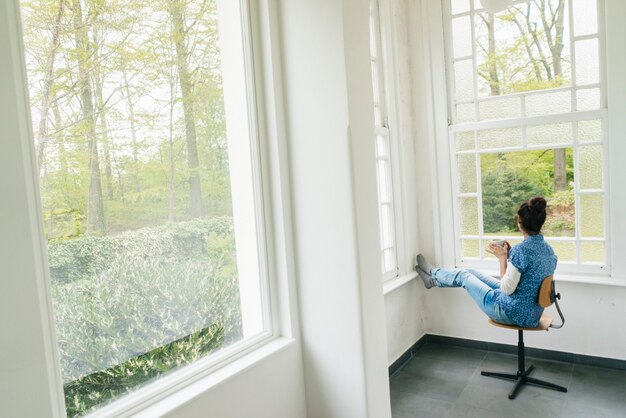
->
xmin=481 ymin=364 xmax=568 ymax=399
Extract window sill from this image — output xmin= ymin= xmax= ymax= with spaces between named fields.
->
xmin=466 ymin=267 xmax=626 ymax=288
xmin=383 ymin=271 xmax=418 ymax=295
xmin=88 ymin=336 xmax=295 ymax=418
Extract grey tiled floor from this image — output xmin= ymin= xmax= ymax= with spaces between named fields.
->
xmin=390 ymin=343 xmax=626 ymax=418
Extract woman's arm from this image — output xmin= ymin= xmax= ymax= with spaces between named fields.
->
xmin=487 ymin=242 xmax=521 ymax=294
xmin=487 ymin=242 xmax=509 ymax=277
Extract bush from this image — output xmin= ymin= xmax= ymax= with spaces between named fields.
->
xmin=47 ymin=217 xmax=233 ymax=284
xmin=482 ymin=166 xmax=544 ymax=233
xmin=48 ymin=218 xmax=242 ymax=416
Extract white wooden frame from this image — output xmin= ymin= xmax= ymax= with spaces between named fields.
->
xmin=443 ymin=0 xmax=613 ymax=277
xmin=371 ymin=0 xmax=403 ymax=281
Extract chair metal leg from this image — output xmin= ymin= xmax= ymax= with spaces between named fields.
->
xmin=480 ymin=371 xmax=518 ymax=381
xmin=526 ymin=376 xmax=568 ymax=392
xmin=481 ymin=330 xmax=567 ymax=399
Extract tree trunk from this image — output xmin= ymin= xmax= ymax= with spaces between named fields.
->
xmin=168 ymin=67 xmax=177 ymax=222
xmin=122 ymin=68 xmax=142 ymax=193
xmin=486 ymin=13 xmax=501 ymax=96
xmin=52 ymin=94 xmax=69 ymax=183
xmin=36 ymin=0 xmax=65 ymax=175
xmin=553 ymin=148 xmax=567 ymax=190
xmin=538 ymin=0 xmax=567 ymax=191
xmin=72 ymin=0 xmax=106 ymax=234
xmin=92 ymin=23 xmax=114 ymax=200
xmin=169 ymin=0 xmax=204 ymax=218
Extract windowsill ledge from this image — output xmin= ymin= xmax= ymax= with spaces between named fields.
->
xmin=90 ymin=337 xmax=296 ymax=418
xmin=472 ymin=267 xmax=626 ymax=288
xmin=383 ymin=271 xmax=418 ymax=295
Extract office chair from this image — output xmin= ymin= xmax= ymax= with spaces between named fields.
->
xmin=481 ymin=275 xmax=566 ymax=399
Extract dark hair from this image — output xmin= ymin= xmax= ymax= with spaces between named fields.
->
xmin=517 ymin=196 xmax=547 ymax=234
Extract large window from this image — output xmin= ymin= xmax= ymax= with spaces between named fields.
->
xmin=370 ymin=0 xmax=399 ymax=280
xmin=446 ymin=0 xmax=608 ymax=274
xmin=19 ymin=0 xmax=270 ymax=415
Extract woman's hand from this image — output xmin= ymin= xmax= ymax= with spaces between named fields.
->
xmin=487 ymin=241 xmax=510 ymax=260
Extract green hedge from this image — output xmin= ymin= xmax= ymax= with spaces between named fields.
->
xmin=47 ymin=217 xmax=233 ymax=284
xmin=48 ymin=218 xmax=243 ymax=416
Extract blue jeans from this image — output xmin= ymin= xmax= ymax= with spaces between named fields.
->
xmin=431 ymin=268 xmax=513 ymax=325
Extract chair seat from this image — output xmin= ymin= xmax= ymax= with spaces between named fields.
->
xmin=488 ymin=314 xmax=554 ymax=331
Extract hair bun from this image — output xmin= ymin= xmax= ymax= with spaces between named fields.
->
xmin=528 ymin=196 xmax=547 ymax=212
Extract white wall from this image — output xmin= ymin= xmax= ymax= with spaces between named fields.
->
xmin=424 ymin=283 xmax=626 ymax=360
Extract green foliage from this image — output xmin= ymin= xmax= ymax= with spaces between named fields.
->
xmin=64 ymin=324 xmax=225 ymax=417
xmin=49 ymin=218 xmax=241 ymax=415
xmin=47 ymin=217 xmax=233 ymax=284
xmin=481 ymin=160 xmax=545 ymax=233
xmin=543 ymin=189 xmax=575 ymax=236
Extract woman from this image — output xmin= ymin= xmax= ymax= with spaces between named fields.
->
xmin=416 ymin=196 xmax=557 ymax=327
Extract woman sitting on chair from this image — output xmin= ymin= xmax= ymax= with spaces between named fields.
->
xmin=416 ymin=196 xmax=557 ymax=328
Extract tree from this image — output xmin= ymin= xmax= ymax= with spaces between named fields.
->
xmin=169 ymin=0 xmax=204 ymax=218
xmin=476 ymin=0 xmax=568 ymax=191
xmin=72 ymin=0 xmax=106 ymax=234
xmin=35 ymin=0 xmax=66 ymax=174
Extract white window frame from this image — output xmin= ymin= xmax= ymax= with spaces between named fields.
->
xmin=1 ymin=0 xmax=298 ymax=416
xmin=442 ymin=0 xmax=615 ymax=279
xmin=370 ymin=0 xmax=409 ymax=282
xmin=417 ymin=0 xmax=626 ymax=286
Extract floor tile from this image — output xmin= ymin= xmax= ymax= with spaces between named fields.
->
xmin=390 ymin=390 xmax=452 ymax=418
xmin=414 ymin=344 xmax=487 ymax=367
xmin=391 ymin=343 xmax=626 ymax=418
xmin=568 ymin=364 xmax=626 ymax=409
xmin=390 ymin=357 xmax=476 ymax=403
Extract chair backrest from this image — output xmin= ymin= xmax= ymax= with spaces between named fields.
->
xmin=538 ymin=275 xmax=554 ymax=308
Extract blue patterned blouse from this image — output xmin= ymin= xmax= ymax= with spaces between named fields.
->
xmin=495 ymin=234 xmax=558 ymax=327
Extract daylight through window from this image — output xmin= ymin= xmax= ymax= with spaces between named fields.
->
xmin=19 ymin=0 xmax=269 ymax=415
xmin=447 ymin=0 xmax=608 ymax=272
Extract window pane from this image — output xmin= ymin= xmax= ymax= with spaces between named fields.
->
xmin=481 ymin=149 xmax=575 ymax=237
xmin=575 ymin=38 xmax=600 ymax=85
xmin=573 ymin=0 xmax=598 ymax=37
xmin=581 ymin=241 xmax=604 ymax=264
xmin=457 ymin=103 xmax=477 ymax=122
xmin=455 ymin=59 xmax=475 ymax=101
xmin=460 ymin=197 xmax=479 ymax=235
xmin=377 ymin=134 xmax=390 ymax=158
xmin=474 ymin=1 xmax=571 ymax=98
xmin=580 ymin=194 xmax=604 ymax=237
xmin=577 ymin=88 xmax=601 ymax=111
xmin=550 ymin=241 xmax=577 ymax=262
xmin=451 ymin=0 xmax=470 ymax=15
xmin=383 ymin=248 xmax=397 ymax=273
xmin=20 ymin=0 xmax=264 ymax=415
xmin=381 ymin=204 xmax=394 ymax=248
xmin=458 ymin=153 xmax=477 ymax=193
xmin=452 ymin=16 xmax=473 ymax=58
xmin=462 ymin=239 xmax=480 ymax=258
xmin=457 ymin=131 xmax=476 ymax=151
xmin=479 ymin=127 xmax=521 ymax=149
xmin=377 ymin=159 xmax=391 ymax=202
xmin=479 ymin=97 xmax=521 ymax=120
xmin=578 ymin=146 xmax=603 ymax=190
xmin=578 ymin=120 xmax=602 ymax=142
xmin=527 ymin=123 xmax=573 ymax=146
xmin=525 ymin=90 xmax=571 ymax=117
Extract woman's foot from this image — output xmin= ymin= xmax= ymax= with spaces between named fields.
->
xmin=415 ymin=254 xmax=436 ymax=289
xmin=416 ymin=266 xmax=436 ymax=289
xmin=416 ymin=254 xmax=434 ymax=274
